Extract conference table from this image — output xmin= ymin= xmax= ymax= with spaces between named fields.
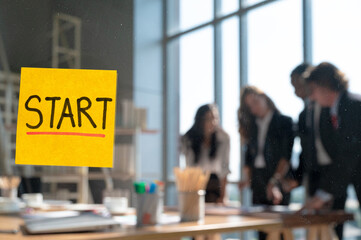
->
xmin=0 ymin=206 xmax=354 ymax=240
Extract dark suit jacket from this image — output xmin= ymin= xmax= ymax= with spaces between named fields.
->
xmin=245 ymin=112 xmax=294 ymax=193
xmin=294 ymin=102 xmax=316 ymax=183
xmin=319 ymin=91 xmax=361 ymax=198
xmin=294 ymin=102 xmax=331 ymax=196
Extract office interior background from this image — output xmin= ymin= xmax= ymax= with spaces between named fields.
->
xmin=1 ymin=0 xmax=361 ymax=238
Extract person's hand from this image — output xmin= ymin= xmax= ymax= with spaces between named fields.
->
xmin=267 ymin=183 xmax=283 ymax=205
xmin=238 ymin=179 xmax=250 ymax=190
xmin=302 ymin=191 xmax=333 ymax=211
xmin=271 ymin=186 xmax=283 ymax=205
xmin=281 ymin=179 xmax=299 ymax=193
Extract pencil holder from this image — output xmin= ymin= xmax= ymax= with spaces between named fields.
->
xmin=136 ymin=192 xmax=163 ymax=226
xmin=178 ymin=190 xmax=205 ymax=222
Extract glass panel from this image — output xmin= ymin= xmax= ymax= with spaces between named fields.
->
xmin=226 ymin=183 xmax=241 ymax=202
xmin=180 ymin=0 xmax=213 ymax=31
xmin=166 ymin=38 xmax=181 ymax=181
xmin=247 ymin=0 xmax=303 ymax=120
xmin=168 ymin=0 xmax=214 ymax=35
xmin=166 ymin=26 xmax=214 ymax=181
xmin=166 ymin=183 xmax=178 ymax=206
xmin=179 ymin=26 xmax=214 ymax=134
xmin=312 ymin=0 xmax=361 ymax=93
xmin=221 ymin=16 xmax=240 ymax=182
xmin=218 ymin=0 xmax=239 ymax=16
xmin=242 ymin=0 xmax=268 ymax=8
xmin=134 ymin=0 xmax=163 ymax=180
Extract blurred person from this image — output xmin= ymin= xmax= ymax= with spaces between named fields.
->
xmin=181 ymin=104 xmax=230 ymax=203
xmin=305 ymin=62 xmax=361 ymax=239
xmin=286 ymin=63 xmax=332 ymax=199
xmin=288 ymin=63 xmax=315 ymax=194
xmin=17 ymin=166 xmax=42 ymax=197
xmin=238 ymin=86 xmax=294 ymax=240
xmin=18 ymin=176 xmax=42 ymax=197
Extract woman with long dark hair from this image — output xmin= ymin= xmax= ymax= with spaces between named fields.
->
xmin=238 ymin=86 xmax=294 ymax=240
xmin=181 ymin=104 xmax=230 ymax=203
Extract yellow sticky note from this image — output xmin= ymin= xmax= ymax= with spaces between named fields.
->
xmin=16 ymin=68 xmax=117 ymax=167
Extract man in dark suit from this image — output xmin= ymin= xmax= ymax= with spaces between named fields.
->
xmin=287 ymin=63 xmax=334 ymax=198
xmin=305 ymin=62 xmax=361 ymax=239
xmin=288 ymin=63 xmax=319 ymax=196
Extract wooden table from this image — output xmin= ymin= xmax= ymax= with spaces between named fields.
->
xmin=201 ymin=205 xmax=354 ymax=240
xmin=282 ymin=210 xmax=354 ymax=240
xmin=0 ymin=209 xmax=353 ymax=240
xmin=242 ymin=210 xmax=354 ymax=240
xmin=0 ymin=214 xmax=282 ymax=240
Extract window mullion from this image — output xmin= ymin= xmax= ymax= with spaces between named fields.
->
xmin=214 ymin=0 xmax=223 ymax=122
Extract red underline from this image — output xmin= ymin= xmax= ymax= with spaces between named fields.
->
xmin=26 ymin=132 xmax=105 ymax=138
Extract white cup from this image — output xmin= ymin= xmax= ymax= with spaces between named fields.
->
xmin=22 ymin=193 xmax=43 ymax=206
xmin=103 ymin=196 xmax=128 ymax=213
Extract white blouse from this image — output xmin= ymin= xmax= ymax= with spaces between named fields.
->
xmin=254 ymin=111 xmax=274 ymax=168
xmin=181 ymin=128 xmax=231 ymax=179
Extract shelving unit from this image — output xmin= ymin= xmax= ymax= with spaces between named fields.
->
xmin=0 ymin=12 xmax=158 ymax=204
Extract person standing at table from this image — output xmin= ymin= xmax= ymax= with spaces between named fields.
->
xmin=304 ymin=62 xmax=361 ymax=239
xmin=238 ymin=86 xmax=294 ymax=240
xmin=288 ymin=63 xmax=316 ymax=194
xmin=286 ymin=63 xmax=332 ymax=198
xmin=181 ymin=104 xmax=230 ymax=203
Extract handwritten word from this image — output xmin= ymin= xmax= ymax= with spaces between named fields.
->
xmin=25 ymin=95 xmax=112 ymax=130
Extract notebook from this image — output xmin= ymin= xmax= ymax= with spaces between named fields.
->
xmin=24 ymin=212 xmax=120 ymax=234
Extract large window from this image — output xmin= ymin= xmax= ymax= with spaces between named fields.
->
xmin=221 ymin=16 xmax=241 ymax=202
xmin=221 ymin=16 xmax=240 ymax=181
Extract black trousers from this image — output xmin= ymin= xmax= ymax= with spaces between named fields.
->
xmin=307 ymin=170 xmax=321 ymax=197
xmin=205 ymin=173 xmax=221 ymax=203
xmin=332 ymin=195 xmax=347 ymax=240
xmin=318 ymin=165 xmax=347 ymax=240
xmin=351 ymin=160 xmax=361 ymax=209
xmin=251 ymin=169 xmax=290 ymax=240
